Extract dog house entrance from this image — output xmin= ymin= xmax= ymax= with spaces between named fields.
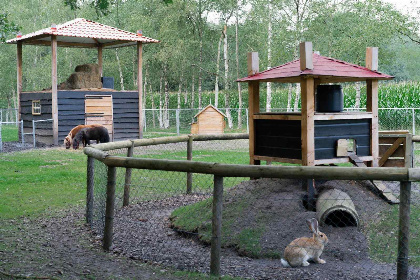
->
xmin=85 ymin=95 xmax=114 ymax=141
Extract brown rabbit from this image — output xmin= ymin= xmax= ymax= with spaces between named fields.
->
xmin=281 ymin=218 xmax=328 ymax=267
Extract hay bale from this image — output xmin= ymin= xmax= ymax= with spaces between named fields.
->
xmin=57 ymin=63 xmax=102 ymax=90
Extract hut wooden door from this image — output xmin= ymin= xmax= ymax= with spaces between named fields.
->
xmin=85 ymin=95 xmax=114 ymax=141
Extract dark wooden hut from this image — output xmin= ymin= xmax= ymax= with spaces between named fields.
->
xmin=238 ymin=42 xmax=394 ymax=168
xmin=7 ymin=18 xmax=159 ymax=145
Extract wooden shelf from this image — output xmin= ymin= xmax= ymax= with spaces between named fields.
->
xmin=313 ymin=112 xmax=373 ymax=120
xmin=253 ymin=113 xmax=301 ymax=120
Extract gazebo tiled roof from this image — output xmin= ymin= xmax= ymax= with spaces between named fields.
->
xmin=238 ymin=53 xmax=393 ymax=83
xmin=7 ymin=18 xmax=159 ymax=48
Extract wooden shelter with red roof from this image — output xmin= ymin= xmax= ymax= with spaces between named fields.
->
xmin=7 ymin=18 xmax=159 ymax=145
xmin=238 ymin=42 xmax=393 ymax=169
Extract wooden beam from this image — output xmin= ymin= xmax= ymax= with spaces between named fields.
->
xmin=367 ymin=79 xmax=379 ymax=166
xmin=313 ymin=112 xmax=373 ymax=120
xmin=247 ymin=52 xmax=259 ymax=75
xmin=51 ymin=35 xmax=58 ymax=146
xmin=301 ymin=77 xmax=315 ymax=166
xmin=98 ymin=45 xmax=103 ymax=77
xmin=366 ymin=47 xmax=379 ymax=71
xmin=379 ymin=137 xmax=405 ymax=167
xmin=137 ymin=42 xmax=143 ymax=139
xmin=300 ymin=42 xmax=313 ymax=70
xmin=248 ymin=81 xmax=260 ymax=165
xmin=253 ymin=155 xmax=302 ymax=165
xmin=17 ymin=42 xmax=22 ymax=122
xmin=314 ymin=156 xmax=373 ymax=165
xmin=24 ymin=39 xmax=98 ymax=48
xmin=103 ymin=40 xmax=133 ymax=48
xmin=253 ymin=113 xmax=301 ymax=121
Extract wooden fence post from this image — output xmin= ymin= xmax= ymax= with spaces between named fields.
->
xmin=123 ymin=141 xmax=134 ymax=206
xmin=103 ymin=166 xmax=117 ymax=251
xmin=186 ymin=135 xmax=193 ymax=194
xmin=397 ymin=181 xmax=411 ymax=280
xmin=210 ymin=175 xmax=223 ymax=276
xmin=86 ymin=156 xmax=95 ymax=224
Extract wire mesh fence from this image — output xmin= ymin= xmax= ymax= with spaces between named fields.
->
xmin=86 ymin=136 xmax=420 ymax=279
xmin=142 ymin=108 xmax=420 ymax=137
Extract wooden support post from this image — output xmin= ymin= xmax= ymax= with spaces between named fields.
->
xmin=248 ymin=81 xmax=260 ymax=166
xmin=247 ymin=52 xmax=260 ymax=166
xmin=98 ymin=45 xmax=103 ymax=77
xmin=301 ymin=77 xmax=315 ymax=201
xmin=404 ymin=133 xmax=413 ymax=168
xmin=301 ymin=77 xmax=315 ymax=166
xmin=103 ymin=166 xmax=117 ymax=251
xmin=51 ymin=35 xmax=58 ymax=146
xmin=366 ymin=47 xmax=378 ymax=71
xmin=137 ymin=42 xmax=143 ymax=139
xmin=86 ymin=156 xmax=95 ymax=224
xmin=367 ymin=80 xmax=379 ymax=167
xmin=210 ymin=175 xmax=223 ymax=277
xmin=123 ymin=141 xmax=134 ymax=207
xmin=397 ymin=181 xmax=411 ymax=280
xmin=17 ymin=42 xmax=22 ymax=123
xmin=299 ymin=42 xmax=313 ymax=70
xmin=186 ymin=135 xmax=193 ymax=194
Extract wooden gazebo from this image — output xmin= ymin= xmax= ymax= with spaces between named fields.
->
xmin=238 ymin=42 xmax=393 ymax=169
xmin=7 ymin=18 xmax=159 ymax=145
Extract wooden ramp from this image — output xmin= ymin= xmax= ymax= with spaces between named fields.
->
xmin=348 ymin=153 xmax=399 ymax=204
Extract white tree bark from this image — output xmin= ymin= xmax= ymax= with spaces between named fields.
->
xmin=215 ymin=32 xmax=223 ymax=108
xmin=294 ymin=83 xmax=300 ymax=112
xmin=287 ymin=83 xmax=293 ymax=112
xmin=355 ymin=82 xmax=361 ymax=109
xmin=236 ymin=2 xmax=242 ymax=129
xmin=266 ymin=0 xmax=273 ymax=112
xmin=223 ymin=24 xmax=233 ymax=129
xmin=159 ymin=76 xmax=163 ymax=128
xmin=115 ymin=48 xmax=125 ymax=90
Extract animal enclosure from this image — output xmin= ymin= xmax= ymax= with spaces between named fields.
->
xmin=84 ymin=135 xmax=419 ymax=279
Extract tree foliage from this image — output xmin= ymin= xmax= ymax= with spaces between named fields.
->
xmin=0 ymin=0 xmax=418 ymax=109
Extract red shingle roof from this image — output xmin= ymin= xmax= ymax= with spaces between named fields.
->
xmin=237 ymin=53 xmax=393 ymax=83
xmin=7 ymin=18 xmax=159 ymax=48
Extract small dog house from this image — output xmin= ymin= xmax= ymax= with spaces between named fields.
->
xmin=191 ymin=105 xmax=226 ymax=135
xmin=7 ymin=18 xmax=159 ymax=145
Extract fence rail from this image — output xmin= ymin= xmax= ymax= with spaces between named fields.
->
xmin=84 ymin=133 xmax=418 ymax=279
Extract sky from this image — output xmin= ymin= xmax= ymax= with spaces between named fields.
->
xmin=382 ymin=0 xmax=419 ymax=16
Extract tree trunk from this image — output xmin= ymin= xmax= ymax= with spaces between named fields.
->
xmin=159 ymin=76 xmax=163 ymax=128
xmin=215 ymin=32 xmax=223 ymax=108
xmin=164 ymin=73 xmax=170 ymax=129
xmin=236 ymin=2 xmax=242 ymax=129
xmin=294 ymin=83 xmax=300 ymax=112
xmin=115 ymin=48 xmax=125 ymax=90
xmin=223 ymin=25 xmax=233 ymax=129
xmin=191 ymin=73 xmax=195 ymax=109
xmin=355 ymin=82 xmax=361 ymax=109
xmin=198 ymin=34 xmax=203 ymax=109
xmin=178 ymin=82 xmax=182 ymax=110
xmin=152 ymin=91 xmax=156 ymax=128
xmin=266 ymin=0 xmax=272 ymax=113
xmin=143 ymin=67 xmax=148 ymax=129
xmin=287 ymin=84 xmax=293 ymax=112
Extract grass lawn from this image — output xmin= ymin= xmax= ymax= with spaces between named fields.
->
xmin=0 ymin=149 xmax=87 ymax=219
xmin=1 ymin=125 xmax=19 ymax=142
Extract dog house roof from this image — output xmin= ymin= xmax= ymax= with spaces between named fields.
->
xmin=6 ymin=18 xmax=159 ymax=48
xmin=237 ymin=53 xmax=393 ymax=83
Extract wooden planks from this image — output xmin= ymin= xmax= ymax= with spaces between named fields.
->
xmin=85 ymin=95 xmax=113 ymax=140
xmin=253 ymin=113 xmax=301 ymax=120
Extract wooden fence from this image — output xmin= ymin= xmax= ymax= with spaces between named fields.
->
xmin=84 ymin=133 xmax=418 ymax=279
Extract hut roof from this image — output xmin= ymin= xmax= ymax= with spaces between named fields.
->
xmin=6 ymin=18 xmax=159 ymax=48
xmin=194 ymin=105 xmax=227 ymax=118
xmin=237 ymin=53 xmax=393 ymax=83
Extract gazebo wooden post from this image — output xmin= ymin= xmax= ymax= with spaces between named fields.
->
xmin=98 ymin=44 xmax=103 ymax=77
xmin=247 ymin=52 xmax=260 ymax=166
xmin=300 ymin=42 xmax=316 ymax=206
xmin=51 ymin=35 xmax=58 ymax=145
xmin=137 ymin=42 xmax=143 ymax=139
xmin=17 ymin=42 xmax=22 ymax=123
xmin=366 ymin=47 xmax=379 ymax=167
